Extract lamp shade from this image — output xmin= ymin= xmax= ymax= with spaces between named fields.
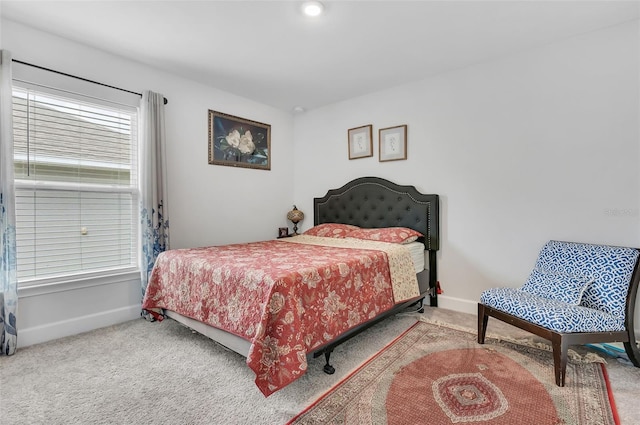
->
xmin=287 ymin=205 xmax=304 ymax=223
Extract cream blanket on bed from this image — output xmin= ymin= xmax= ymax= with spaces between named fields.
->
xmin=281 ymin=235 xmax=420 ymax=303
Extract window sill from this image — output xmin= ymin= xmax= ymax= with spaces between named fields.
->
xmin=18 ymin=269 xmax=141 ymax=298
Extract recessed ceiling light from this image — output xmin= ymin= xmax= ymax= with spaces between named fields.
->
xmin=301 ymin=1 xmax=324 ymax=17
xmin=293 ymin=106 xmax=305 ymax=113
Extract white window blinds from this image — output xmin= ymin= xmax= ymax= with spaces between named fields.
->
xmin=12 ymin=86 xmax=139 ymax=284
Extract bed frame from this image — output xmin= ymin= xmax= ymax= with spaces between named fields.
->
xmin=167 ymin=176 xmax=440 ymax=376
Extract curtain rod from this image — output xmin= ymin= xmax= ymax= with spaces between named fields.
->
xmin=11 ymin=59 xmax=168 ymax=105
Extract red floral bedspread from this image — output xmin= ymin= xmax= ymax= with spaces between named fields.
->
xmin=142 ymin=236 xmax=419 ymax=396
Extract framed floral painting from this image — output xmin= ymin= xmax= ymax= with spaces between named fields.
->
xmin=208 ymin=110 xmax=271 ymax=170
xmin=348 ymin=124 xmax=373 ymax=159
xmin=379 ymin=124 xmax=407 ymax=162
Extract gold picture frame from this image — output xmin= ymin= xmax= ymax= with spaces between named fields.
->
xmin=379 ymin=124 xmax=407 ymax=162
xmin=348 ymin=124 xmax=373 ymax=160
xmin=208 ymin=110 xmax=271 ymax=170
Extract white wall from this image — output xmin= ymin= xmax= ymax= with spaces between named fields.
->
xmin=4 ymin=17 xmax=640 ymax=346
xmin=2 ymin=19 xmax=296 ymax=347
xmin=292 ymin=20 xmax=640 ymax=327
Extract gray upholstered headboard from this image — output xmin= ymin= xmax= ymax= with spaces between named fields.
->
xmin=313 ymin=176 xmax=439 ymax=251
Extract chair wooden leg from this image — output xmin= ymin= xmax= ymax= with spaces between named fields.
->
xmin=551 ymin=334 xmax=568 ymax=387
xmin=478 ymin=303 xmax=488 ymax=344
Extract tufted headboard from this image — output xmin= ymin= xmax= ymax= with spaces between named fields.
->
xmin=313 ymin=176 xmax=440 ymax=251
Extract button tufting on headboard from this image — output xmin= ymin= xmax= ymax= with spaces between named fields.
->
xmin=313 ymin=177 xmax=439 ymax=251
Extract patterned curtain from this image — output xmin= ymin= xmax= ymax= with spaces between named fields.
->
xmin=140 ymin=91 xmax=170 ymax=299
xmin=0 ymin=50 xmax=18 ymax=355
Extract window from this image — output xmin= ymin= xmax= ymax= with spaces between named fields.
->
xmin=12 ymin=86 xmax=139 ymax=285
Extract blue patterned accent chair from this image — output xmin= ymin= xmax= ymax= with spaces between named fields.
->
xmin=478 ymin=240 xmax=640 ymax=386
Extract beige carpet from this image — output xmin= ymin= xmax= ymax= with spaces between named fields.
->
xmin=1 ymin=307 xmax=639 ymax=424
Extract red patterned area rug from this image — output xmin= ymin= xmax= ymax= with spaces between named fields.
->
xmin=288 ymin=321 xmax=619 ymax=425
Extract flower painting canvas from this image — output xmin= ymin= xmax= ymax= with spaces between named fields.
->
xmin=208 ymin=110 xmax=271 ymax=170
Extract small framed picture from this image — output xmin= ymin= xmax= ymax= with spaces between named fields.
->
xmin=278 ymin=227 xmax=290 ymax=238
xmin=379 ymin=125 xmax=407 ymax=162
xmin=348 ymin=125 xmax=373 ymax=160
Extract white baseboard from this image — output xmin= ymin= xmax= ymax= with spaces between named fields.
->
xmin=17 ymin=304 xmax=141 ymax=348
xmin=436 ymin=295 xmax=477 ymax=316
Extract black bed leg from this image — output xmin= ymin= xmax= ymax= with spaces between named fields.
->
xmin=323 ymin=351 xmax=335 ymax=374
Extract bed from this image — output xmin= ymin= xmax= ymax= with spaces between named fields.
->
xmin=142 ymin=176 xmax=440 ymax=396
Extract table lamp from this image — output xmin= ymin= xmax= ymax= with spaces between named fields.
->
xmin=286 ymin=205 xmax=304 ymax=235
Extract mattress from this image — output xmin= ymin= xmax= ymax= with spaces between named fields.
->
xmin=405 ymin=241 xmax=425 ymax=272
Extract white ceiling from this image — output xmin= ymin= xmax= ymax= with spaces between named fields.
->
xmin=2 ymin=1 xmax=638 ymax=112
